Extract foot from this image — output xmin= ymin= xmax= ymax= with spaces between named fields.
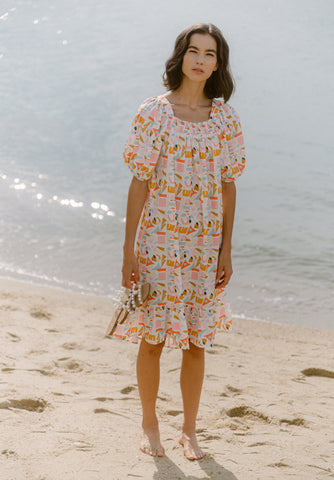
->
xmin=140 ymin=427 xmax=165 ymax=457
xmin=178 ymin=431 xmax=205 ymax=460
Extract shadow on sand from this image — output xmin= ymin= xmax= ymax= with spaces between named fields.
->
xmin=152 ymin=453 xmax=239 ymax=480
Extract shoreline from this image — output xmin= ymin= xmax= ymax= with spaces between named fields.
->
xmin=1 ymin=274 xmax=333 ymax=334
xmin=1 ymin=275 xmax=334 ymax=479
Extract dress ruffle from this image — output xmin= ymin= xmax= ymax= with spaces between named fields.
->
xmin=113 ymin=293 xmax=232 ymax=350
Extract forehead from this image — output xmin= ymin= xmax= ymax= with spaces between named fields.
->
xmin=188 ymin=33 xmax=217 ymax=51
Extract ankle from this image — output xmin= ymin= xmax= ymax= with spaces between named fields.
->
xmin=142 ymin=416 xmax=159 ymax=431
xmin=182 ymin=424 xmax=197 ymax=436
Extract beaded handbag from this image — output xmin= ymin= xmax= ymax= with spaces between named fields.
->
xmin=106 ymin=281 xmax=151 ymax=336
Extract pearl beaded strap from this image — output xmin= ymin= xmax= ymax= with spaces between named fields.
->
xmin=112 ymin=281 xmax=143 ymax=313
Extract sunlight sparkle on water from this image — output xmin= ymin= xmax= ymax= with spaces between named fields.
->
xmin=91 ymin=213 xmax=103 ymax=220
xmin=11 ymin=183 xmax=26 ymax=190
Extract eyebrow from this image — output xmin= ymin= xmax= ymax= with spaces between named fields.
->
xmin=188 ymin=45 xmax=217 ymax=53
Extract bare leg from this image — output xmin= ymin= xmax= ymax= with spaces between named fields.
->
xmin=136 ymin=337 xmax=165 ymax=457
xmin=179 ymin=341 xmax=205 ymax=460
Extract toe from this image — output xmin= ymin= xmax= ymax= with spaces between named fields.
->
xmin=184 ymin=447 xmax=196 ymax=460
xmin=196 ymin=449 xmax=205 ymax=460
xmin=157 ymin=446 xmax=165 ymax=456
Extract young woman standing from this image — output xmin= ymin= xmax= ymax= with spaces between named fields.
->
xmin=113 ymin=23 xmax=246 ymax=460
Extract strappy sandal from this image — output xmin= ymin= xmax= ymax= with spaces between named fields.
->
xmin=106 ymin=281 xmax=151 ymax=336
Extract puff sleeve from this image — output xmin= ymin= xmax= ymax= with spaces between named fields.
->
xmin=123 ymin=97 xmax=163 ymax=181
xmin=221 ymin=104 xmax=246 ymax=182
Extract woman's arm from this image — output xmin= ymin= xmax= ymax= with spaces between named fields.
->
xmin=122 ymin=176 xmax=149 ymax=288
xmin=215 ymin=181 xmax=236 ymax=288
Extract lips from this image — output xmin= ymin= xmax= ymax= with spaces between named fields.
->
xmin=192 ymin=68 xmax=204 ymax=73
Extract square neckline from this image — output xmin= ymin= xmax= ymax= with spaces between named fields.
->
xmin=159 ymin=94 xmax=216 ymax=126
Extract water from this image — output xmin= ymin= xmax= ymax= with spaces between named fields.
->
xmin=1 ymin=0 xmax=333 ymax=330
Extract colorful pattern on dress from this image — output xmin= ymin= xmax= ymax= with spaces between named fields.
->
xmin=113 ymin=94 xmax=246 ymax=349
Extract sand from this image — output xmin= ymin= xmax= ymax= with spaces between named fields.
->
xmin=0 ymin=277 xmax=333 ymax=480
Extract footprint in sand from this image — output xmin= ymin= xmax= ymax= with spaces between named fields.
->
xmin=32 ymin=367 xmax=55 ymax=376
xmin=3 ymin=365 xmax=55 ymax=376
xmin=267 ymin=462 xmax=291 ymax=468
xmin=248 ymin=441 xmax=271 ymax=447
xmin=30 ymin=308 xmax=52 ymax=320
xmin=0 ymin=305 xmax=19 ymax=312
xmin=120 ymin=386 xmax=136 ymax=394
xmin=6 ymin=332 xmax=21 ymax=342
xmin=226 ymin=406 xmax=272 ymax=424
xmin=0 ymin=398 xmax=48 ymax=412
xmin=1 ymin=449 xmax=17 ymax=457
xmin=301 ymin=368 xmax=334 ymax=379
xmin=166 ymin=410 xmax=183 ymax=417
xmin=93 ymin=408 xmax=130 ymax=419
xmin=220 ymin=385 xmax=243 ymax=397
xmin=157 ymin=394 xmax=171 ymax=402
xmin=94 ymin=408 xmax=112 ymax=414
xmin=0 ymin=293 xmax=16 ymax=300
xmin=54 ymin=357 xmax=86 ymax=373
xmin=61 ymin=342 xmax=99 ymax=352
xmin=94 ymin=397 xmax=114 ymax=402
xmin=61 ymin=342 xmax=82 ymax=351
xmin=279 ymin=417 xmax=306 ymax=426
xmin=73 ymin=440 xmax=93 ymax=452
xmin=226 ymin=405 xmax=306 ymax=428
xmin=201 ymin=434 xmax=222 ymax=441
xmin=30 ymin=307 xmax=52 ymax=320
xmin=29 ymin=349 xmax=48 ymax=355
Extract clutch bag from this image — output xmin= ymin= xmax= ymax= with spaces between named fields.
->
xmin=106 ymin=281 xmax=151 ymax=336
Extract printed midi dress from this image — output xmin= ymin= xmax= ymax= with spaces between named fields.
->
xmin=113 ymin=94 xmax=246 ymax=349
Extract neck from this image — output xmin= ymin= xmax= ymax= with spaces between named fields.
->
xmin=174 ymin=78 xmax=209 ymax=106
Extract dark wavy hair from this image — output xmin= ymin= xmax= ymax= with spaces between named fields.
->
xmin=163 ymin=23 xmax=235 ymax=102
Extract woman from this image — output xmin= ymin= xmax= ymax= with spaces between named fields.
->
xmin=113 ymin=23 xmax=246 ymax=460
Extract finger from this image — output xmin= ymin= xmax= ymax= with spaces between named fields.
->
xmin=221 ymin=272 xmax=232 ymax=287
xmin=123 ymin=274 xmax=134 ymax=289
xmin=215 ymin=270 xmax=224 ymax=283
xmin=215 ymin=277 xmax=225 ymax=289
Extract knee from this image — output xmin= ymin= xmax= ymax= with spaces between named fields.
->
xmin=187 ymin=341 xmax=205 ymax=358
xmin=140 ymin=338 xmax=165 ymax=356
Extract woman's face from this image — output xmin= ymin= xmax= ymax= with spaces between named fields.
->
xmin=182 ymin=33 xmax=218 ymax=83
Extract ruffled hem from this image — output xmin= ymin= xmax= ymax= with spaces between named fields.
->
xmin=111 ymin=301 xmax=232 ymax=350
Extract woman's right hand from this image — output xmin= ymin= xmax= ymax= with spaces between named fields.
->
xmin=121 ymin=251 xmax=140 ymax=288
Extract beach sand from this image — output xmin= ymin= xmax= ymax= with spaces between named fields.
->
xmin=0 ymin=277 xmax=333 ymax=480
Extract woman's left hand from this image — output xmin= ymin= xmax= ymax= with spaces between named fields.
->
xmin=215 ymin=250 xmax=233 ymax=289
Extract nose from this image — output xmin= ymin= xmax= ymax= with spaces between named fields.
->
xmin=196 ymin=54 xmax=204 ymax=65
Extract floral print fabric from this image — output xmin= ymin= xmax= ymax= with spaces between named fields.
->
xmin=113 ymin=94 xmax=246 ymax=349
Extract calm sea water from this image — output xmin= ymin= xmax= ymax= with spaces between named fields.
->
xmin=1 ymin=0 xmax=333 ymax=330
